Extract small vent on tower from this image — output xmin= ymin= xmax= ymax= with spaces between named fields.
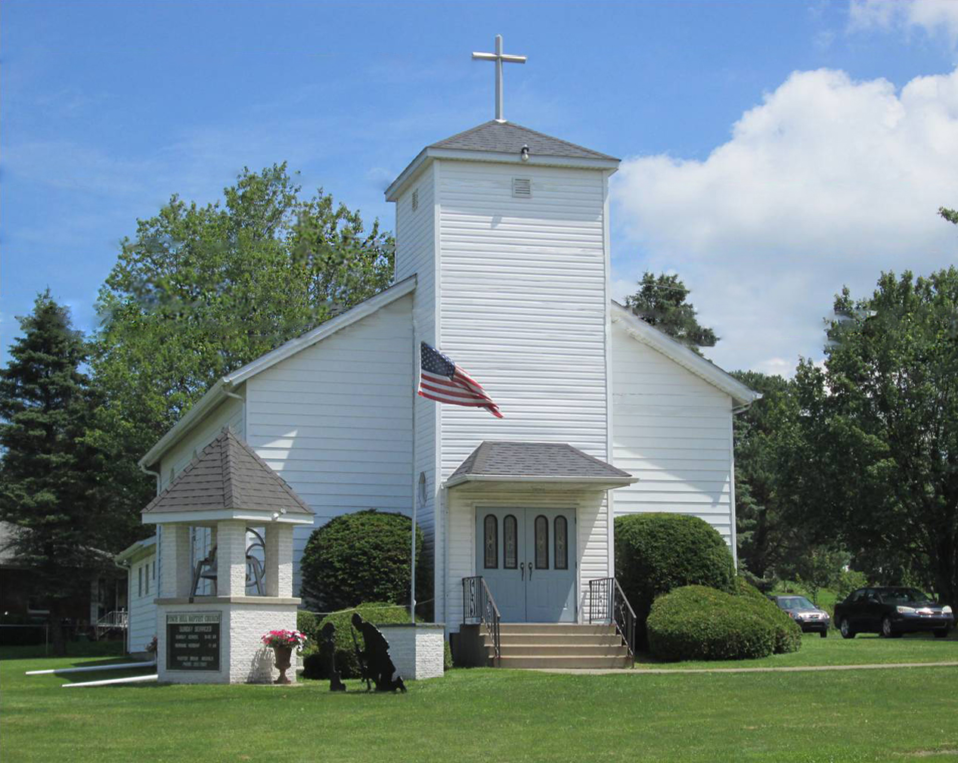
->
xmin=411 ymin=188 xmax=420 ymax=211
xmin=512 ymin=178 xmax=532 ymax=199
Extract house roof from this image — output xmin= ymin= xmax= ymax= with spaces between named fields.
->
xmin=142 ymin=428 xmax=314 ymax=519
xmin=138 ymin=276 xmax=417 ymax=470
xmin=429 ymin=121 xmax=618 ymax=161
xmin=446 ymin=441 xmax=636 ymax=489
xmin=114 ymin=535 xmax=157 ymax=566
xmin=385 ymin=121 xmax=620 ymax=201
xmin=610 ymin=302 xmax=760 ymax=409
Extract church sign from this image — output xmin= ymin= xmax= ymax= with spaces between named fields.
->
xmin=166 ymin=612 xmax=221 ymax=671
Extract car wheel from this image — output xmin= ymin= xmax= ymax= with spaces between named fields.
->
xmin=840 ymin=619 xmax=855 ymax=639
xmin=820 ymin=630 xmax=827 ymax=638
xmin=934 ymin=629 xmax=949 ymax=639
xmin=881 ymin=616 xmax=896 ymax=638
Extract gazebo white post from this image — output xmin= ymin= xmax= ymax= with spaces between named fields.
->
xmin=217 ymin=521 xmax=247 ymax=597
xmin=264 ymin=524 xmax=294 ymax=598
xmin=160 ymin=525 xmax=192 ymax=598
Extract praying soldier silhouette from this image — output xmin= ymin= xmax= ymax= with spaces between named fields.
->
xmin=321 ymin=623 xmax=346 ymax=691
xmin=351 ymin=612 xmax=406 ymax=693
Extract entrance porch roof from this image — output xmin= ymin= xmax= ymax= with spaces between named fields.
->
xmin=445 ymin=442 xmax=637 ymax=490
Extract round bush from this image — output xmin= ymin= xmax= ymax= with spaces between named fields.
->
xmin=300 ymin=510 xmax=428 ymax=612
xmin=647 ymin=585 xmax=777 ymax=662
xmin=614 ymin=513 xmax=736 ymax=644
xmin=733 ymin=577 xmax=802 ymax=655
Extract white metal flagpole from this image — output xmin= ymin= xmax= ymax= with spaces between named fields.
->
xmin=411 ymin=324 xmax=418 ymax=624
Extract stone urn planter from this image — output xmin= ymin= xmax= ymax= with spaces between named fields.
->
xmin=271 ymin=645 xmax=293 ymax=684
xmin=261 ymin=629 xmax=307 ymax=685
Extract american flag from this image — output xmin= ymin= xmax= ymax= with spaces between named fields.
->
xmin=419 ymin=342 xmax=503 ymax=419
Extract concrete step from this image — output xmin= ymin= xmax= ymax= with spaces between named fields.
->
xmin=486 ymin=634 xmax=625 ymax=647
xmin=497 ymin=623 xmax=616 ymax=635
xmin=486 ymin=644 xmax=630 ymax=657
xmin=497 ymin=655 xmax=633 ymax=670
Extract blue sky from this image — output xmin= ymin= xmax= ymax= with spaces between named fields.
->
xmin=3 ymin=0 xmax=957 ymax=372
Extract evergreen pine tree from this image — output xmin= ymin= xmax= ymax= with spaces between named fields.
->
xmin=624 ymin=272 xmax=718 ymax=354
xmin=0 ymin=292 xmax=110 ymax=654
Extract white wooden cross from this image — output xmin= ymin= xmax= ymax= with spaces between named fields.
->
xmin=472 ymin=34 xmax=527 ymax=123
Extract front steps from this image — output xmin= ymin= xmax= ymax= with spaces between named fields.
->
xmin=481 ymin=623 xmax=632 ymax=669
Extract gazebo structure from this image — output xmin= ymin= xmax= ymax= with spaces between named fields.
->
xmin=141 ymin=427 xmax=314 ymax=684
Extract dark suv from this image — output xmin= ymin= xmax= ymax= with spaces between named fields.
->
xmin=834 ymin=587 xmax=954 ymax=639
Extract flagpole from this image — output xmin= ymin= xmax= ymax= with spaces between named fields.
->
xmin=410 ymin=332 xmax=418 ymax=625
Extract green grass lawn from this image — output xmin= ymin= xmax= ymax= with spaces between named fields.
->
xmin=3 ymin=642 xmax=958 ymax=762
xmin=635 ymin=630 xmax=958 ymax=670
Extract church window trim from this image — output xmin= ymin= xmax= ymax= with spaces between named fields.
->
xmin=503 ymin=514 xmax=518 ymax=569
xmin=534 ymin=515 xmax=549 ymax=569
xmin=554 ymin=516 xmax=568 ymax=570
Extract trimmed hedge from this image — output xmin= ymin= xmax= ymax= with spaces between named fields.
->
xmin=647 ymin=585 xmax=777 ymax=661
xmin=301 ymin=602 xmax=451 ymax=680
xmin=733 ymin=577 xmax=802 ymax=655
xmin=614 ymin=513 xmax=735 ymax=645
xmin=300 ymin=510 xmax=428 ymax=613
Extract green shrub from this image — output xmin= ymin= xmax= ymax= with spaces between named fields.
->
xmin=733 ymin=577 xmax=802 ymax=654
xmin=614 ymin=513 xmax=736 ymax=645
xmin=300 ymin=510 xmax=429 ymax=613
xmin=647 ymin=585 xmax=777 ymax=661
xmin=296 ymin=610 xmax=320 ymax=647
xmin=304 ymin=602 xmax=451 ymax=680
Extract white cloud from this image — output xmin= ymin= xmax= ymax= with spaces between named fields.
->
xmin=850 ymin=0 xmax=958 ymax=44
xmin=611 ymin=67 xmax=958 ymax=375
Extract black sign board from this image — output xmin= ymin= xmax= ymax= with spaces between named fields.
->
xmin=166 ymin=612 xmax=221 ymax=671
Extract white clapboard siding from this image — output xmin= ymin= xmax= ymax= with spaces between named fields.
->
xmin=610 ymin=319 xmax=736 ymax=544
xmin=446 ymin=487 xmax=607 ymax=631
xmin=437 ymin=162 xmax=609 ymax=471
xmin=127 ymin=551 xmax=157 ymax=653
xmin=245 ymin=295 xmax=415 ymax=596
xmin=433 ymin=162 xmax=612 ymax=624
xmin=394 ymin=166 xmax=441 ymax=609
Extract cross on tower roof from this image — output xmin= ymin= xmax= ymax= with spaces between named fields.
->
xmin=472 ymin=34 xmax=526 ymax=123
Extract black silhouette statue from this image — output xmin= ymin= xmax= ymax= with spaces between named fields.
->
xmin=321 ymin=623 xmax=346 ymax=692
xmin=351 ymin=613 xmax=406 ymax=693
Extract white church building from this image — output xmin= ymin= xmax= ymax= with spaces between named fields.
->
xmin=119 ymin=43 xmax=757 ymax=667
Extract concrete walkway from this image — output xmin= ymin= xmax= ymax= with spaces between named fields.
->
xmin=535 ymin=660 xmax=958 ymax=675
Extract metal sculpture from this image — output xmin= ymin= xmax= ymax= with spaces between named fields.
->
xmin=321 ymin=623 xmax=346 ymax=692
xmin=350 ymin=613 xmax=406 ymax=693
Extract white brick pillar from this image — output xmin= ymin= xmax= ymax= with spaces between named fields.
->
xmin=217 ymin=521 xmax=247 ymax=597
xmin=160 ymin=524 xmax=192 ymax=598
xmin=264 ymin=524 xmax=294 ymax=598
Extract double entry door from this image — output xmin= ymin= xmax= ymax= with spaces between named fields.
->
xmin=476 ymin=508 xmax=577 ymax=623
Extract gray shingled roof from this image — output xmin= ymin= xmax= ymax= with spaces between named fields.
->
xmin=142 ymin=428 xmax=314 ymax=516
xmin=450 ymin=441 xmax=633 ymax=482
xmin=430 ymin=121 xmax=618 ymax=162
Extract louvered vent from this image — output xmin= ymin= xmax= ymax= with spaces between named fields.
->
xmin=411 ymin=188 xmax=419 ymax=211
xmin=512 ymin=178 xmax=532 ymax=199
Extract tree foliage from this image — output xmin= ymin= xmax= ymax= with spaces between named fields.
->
xmin=940 ymin=207 xmax=958 ymax=226
xmin=624 ymin=272 xmax=718 ymax=353
xmin=789 ymin=269 xmax=958 ymax=607
xmin=90 ymin=164 xmax=394 ymax=520
xmin=0 ymin=293 xmax=115 ymax=653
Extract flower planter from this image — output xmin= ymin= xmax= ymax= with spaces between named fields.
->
xmin=272 ymin=645 xmax=293 ymax=684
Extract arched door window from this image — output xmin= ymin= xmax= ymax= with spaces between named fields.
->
xmin=534 ymin=515 xmax=549 ymax=569
xmin=503 ymin=515 xmax=518 ymax=569
xmin=554 ymin=516 xmax=568 ymax=570
xmin=483 ymin=515 xmax=498 ymax=569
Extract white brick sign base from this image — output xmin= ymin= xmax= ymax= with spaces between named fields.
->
xmin=378 ymin=624 xmax=446 ymax=681
xmin=156 ymin=601 xmax=298 ymax=684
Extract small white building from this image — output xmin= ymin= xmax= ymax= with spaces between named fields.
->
xmin=126 ymin=110 xmax=757 ymax=668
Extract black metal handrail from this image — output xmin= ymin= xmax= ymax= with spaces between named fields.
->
xmin=589 ymin=577 xmax=636 ymax=665
xmin=462 ymin=576 xmax=502 ymax=666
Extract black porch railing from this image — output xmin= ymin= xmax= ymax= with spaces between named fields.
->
xmin=462 ymin=576 xmax=501 ymax=666
xmin=588 ymin=577 xmax=636 ymax=665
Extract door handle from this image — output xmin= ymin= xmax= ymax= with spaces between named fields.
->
xmin=529 ymin=565 xmax=533 ymax=580
xmin=520 ymin=562 xmax=525 ymax=581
